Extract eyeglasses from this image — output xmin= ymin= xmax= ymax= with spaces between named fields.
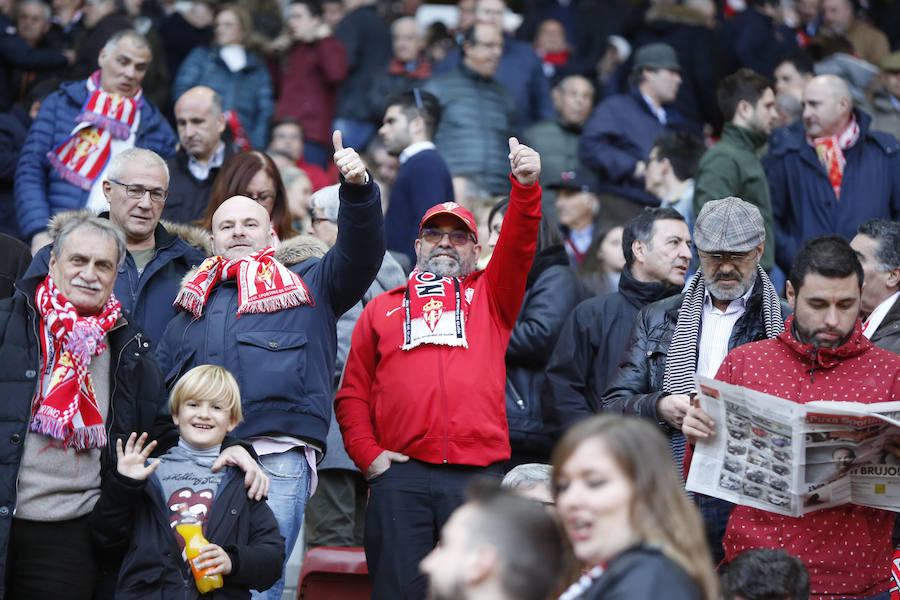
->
xmin=698 ymin=249 xmax=758 ymax=264
xmin=421 ymin=228 xmax=475 ymax=246
xmin=110 ymin=179 xmax=167 ymax=203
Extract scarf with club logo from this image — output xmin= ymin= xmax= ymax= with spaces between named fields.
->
xmin=402 ymin=270 xmax=470 ymax=350
xmin=33 ymin=274 xmax=121 ymax=450
xmin=174 ymin=247 xmax=312 ymax=317
xmin=48 ymin=70 xmax=143 ymax=190
xmin=809 ymin=116 xmax=860 ymax=200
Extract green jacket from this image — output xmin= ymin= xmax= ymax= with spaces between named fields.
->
xmin=693 ymin=123 xmax=775 ymax=272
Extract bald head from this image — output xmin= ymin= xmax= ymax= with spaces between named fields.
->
xmin=211 ymin=196 xmax=272 ymax=259
xmin=802 ymin=74 xmax=853 ymax=138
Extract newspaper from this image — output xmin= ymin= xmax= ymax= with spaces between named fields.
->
xmin=685 ymin=375 xmax=900 ymax=517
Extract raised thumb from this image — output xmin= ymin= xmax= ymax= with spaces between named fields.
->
xmin=333 ymin=130 xmax=344 ymax=153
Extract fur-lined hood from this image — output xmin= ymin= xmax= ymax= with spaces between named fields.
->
xmin=645 ymin=4 xmax=713 ymax=28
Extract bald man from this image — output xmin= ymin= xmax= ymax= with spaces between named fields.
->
xmin=165 ymin=86 xmax=237 ymax=223
xmin=764 ymin=74 xmax=900 ymax=272
xmin=156 ymin=131 xmax=386 ymax=600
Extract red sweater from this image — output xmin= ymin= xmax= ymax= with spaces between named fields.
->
xmin=335 ymin=176 xmax=541 ymax=472
xmin=718 ymin=316 xmax=900 ymax=600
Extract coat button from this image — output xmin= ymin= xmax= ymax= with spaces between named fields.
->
xmin=10 ymin=434 xmax=20 ymax=444
xmin=268 ymin=341 xmax=278 ymax=349
xmin=0 ymin=507 xmax=9 ymax=517
xmin=230 ymin=508 xmax=238 ymax=515
xmin=25 ymin=370 xmax=36 ymax=378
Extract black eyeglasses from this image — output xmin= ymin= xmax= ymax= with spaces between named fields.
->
xmin=421 ymin=228 xmax=474 ymax=246
xmin=109 ymin=179 xmax=167 ymax=203
xmin=698 ymin=249 xmax=757 ymax=264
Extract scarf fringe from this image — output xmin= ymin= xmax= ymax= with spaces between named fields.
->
xmin=29 ymin=416 xmax=108 ymax=451
xmin=76 ymin=110 xmax=132 ymax=140
xmin=174 ymin=288 xmax=205 ymax=318
xmin=236 ymin=291 xmax=306 ymax=315
xmin=47 ymin=152 xmax=94 ymax=190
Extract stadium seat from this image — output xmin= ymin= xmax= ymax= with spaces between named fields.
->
xmin=296 ymin=546 xmax=372 ymax=600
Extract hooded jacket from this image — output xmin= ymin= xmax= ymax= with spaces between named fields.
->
xmin=765 ymin=110 xmax=900 ymax=273
xmin=155 ymin=178 xmax=384 ymax=452
xmin=335 ymin=176 xmax=541 ymax=472
xmin=719 ymin=316 xmax=900 ymax=599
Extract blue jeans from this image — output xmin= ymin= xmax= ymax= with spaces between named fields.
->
xmin=251 ymin=449 xmax=312 ymax=600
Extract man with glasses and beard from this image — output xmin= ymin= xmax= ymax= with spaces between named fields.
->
xmin=336 ymin=138 xmax=541 ymax=600
xmin=603 ymin=196 xmax=787 ymax=564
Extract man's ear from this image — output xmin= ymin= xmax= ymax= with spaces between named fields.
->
xmin=216 ymin=112 xmax=226 ymax=136
xmin=786 ymin=279 xmax=797 ymax=310
xmin=632 ymin=239 xmax=646 ymax=264
xmin=102 ymin=180 xmax=112 ymax=201
xmin=735 ymin=98 xmax=752 ymax=122
xmin=473 ymin=242 xmax=482 ymax=263
xmin=887 ymin=267 xmax=900 ymax=291
xmin=465 ymin=545 xmax=497 ymax=586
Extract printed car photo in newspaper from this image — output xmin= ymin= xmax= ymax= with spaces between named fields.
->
xmin=685 ymin=375 xmax=900 ymax=517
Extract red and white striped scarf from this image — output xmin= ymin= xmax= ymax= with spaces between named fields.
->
xmin=401 ymin=269 xmax=471 ymax=350
xmin=33 ymin=274 xmax=121 ymax=450
xmin=174 ymin=247 xmax=312 ymax=317
xmin=809 ymin=116 xmax=860 ymax=200
xmin=47 ymin=70 xmax=142 ymax=190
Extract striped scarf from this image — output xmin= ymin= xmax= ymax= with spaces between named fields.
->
xmin=809 ymin=116 xmax=860 ymax=200
xmin=663 ymin=265 xmax=784 ymax=475
xmin=47 ymin=70 xmax=142 ymax=190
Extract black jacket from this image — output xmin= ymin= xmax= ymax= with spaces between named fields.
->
xmin=90 ymin=466 xmax=284 ymax=599
xmin=546 ymin=266 xmax=681 ymax=431
xmin=163 ymin=143 xmax=236 ymax=225
xmin=601 ymin=277 xmax=787 ymax=425
xmin=0 ymin=233 xmax=29 ymax=300
xmin=0 ymin=269 xmax=171 ymax=599
xmin=580 ymin=545 xmax=702 ymax=600
xmin=505 ymin=244 xmax=581 ymax=459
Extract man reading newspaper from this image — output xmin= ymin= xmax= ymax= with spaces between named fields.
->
xmin=684 ymin=235 xmax=900 ymax=600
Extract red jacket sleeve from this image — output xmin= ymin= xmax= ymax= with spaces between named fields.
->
xmin=334 ymin=301 xmax=383 ymax=473
xmin=483 ymin=175 xmax=542 ymax=328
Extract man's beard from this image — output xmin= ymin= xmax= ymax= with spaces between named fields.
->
xmin=417 ymin=247 xmax=477 ymax=278
xmin=705 ymin=266 xmax=757 ymax=302
xmin=792 ymin=319 xmax=853 ymax=349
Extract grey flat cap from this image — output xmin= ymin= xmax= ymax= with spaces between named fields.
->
xmin=632 ymin=43 xmax=680 ymax=73
xmin=693 ymin=197 xmax=765 ymax=253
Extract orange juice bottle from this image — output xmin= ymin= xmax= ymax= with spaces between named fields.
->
xmin=176 ymin=521 xmax=224 ymax=594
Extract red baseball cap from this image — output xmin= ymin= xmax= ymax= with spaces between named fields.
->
xmin=419 ymin=202 xmax=478 ymax=241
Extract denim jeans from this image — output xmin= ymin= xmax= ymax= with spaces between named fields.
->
xmin=251 ymin=449 xmax=312 ymax=600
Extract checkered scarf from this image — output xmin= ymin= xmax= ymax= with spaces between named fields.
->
xmin=47 ymin=70 xmax=142 ymax=190
xmin=809 ymin=116 xmax=860 ymax=200
xmin=174 ymin=247 xmax=312 ymax=317
xmin=32 ymin=274 xmax=121 ymax=450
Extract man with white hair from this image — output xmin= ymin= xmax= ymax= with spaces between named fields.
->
xmin=15 ymin=29 xmax=176 ymax=253
xmin=764 ymin=74 xmax=900 ymax=273
xmin=28 ymin=148 xmax=206 ymax=344
xmin=156 ymin=131 xmax=385 ymax=600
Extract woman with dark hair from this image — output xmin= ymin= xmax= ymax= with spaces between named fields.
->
xmin=201 ymin=150 xmax=296 ymax=240
xmin=173 ymin=3 xmax=274 ymax=149
xmin=487 ymin=198 xmax=581 ymax=464
xmin=552 ymin=415 xmax=718 ymax=600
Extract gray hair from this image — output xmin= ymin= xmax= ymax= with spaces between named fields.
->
xmin=103 ymin=29 xmax=152 ymax=60
xmin=18 ymin=0 xmax=51 ymax=22
xmin=309 ymin=183 xmax=340 ymax=223
xmin=857 ymin=219 xmax=900 ymax=272
xmin=53 ymin=213 xmax=127 ymax=271
xmin=501 ymin=463 xmax=553 ymax=491
xmin=106 ymin=148 xmax=170 ymax=187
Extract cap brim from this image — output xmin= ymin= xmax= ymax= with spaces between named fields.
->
xmin=420 ymin=211 xmax=478 ymax=238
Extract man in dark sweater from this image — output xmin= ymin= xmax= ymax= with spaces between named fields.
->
xmin=546 ymin=207 xmax=691 ymax=430
xmin=379 ymin=90 xmax=454 ymax=269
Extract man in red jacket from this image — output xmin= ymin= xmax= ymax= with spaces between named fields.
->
xmin=336 ymin=137 xmax=541 ymax=600
xmin=684 ymin=235 xmax=900 ymax=599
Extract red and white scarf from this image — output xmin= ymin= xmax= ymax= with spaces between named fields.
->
xmin=32 ymin=274 xmax=121 ymax=450
xmin=809 ymin=116 xmax=860 ymax=200
xmin=47 ymin=70 xmax=142 ymax=190
xmin=174 ymin=247 xmax=312 ymax=318
xmin=402 ymin=270 xmax=470 ymax=351
xmin=890 ymin=546 xmax=900 ymax=600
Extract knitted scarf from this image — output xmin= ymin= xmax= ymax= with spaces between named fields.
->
xmin=809 ymin=116 xmax=860 ymax=200
xmin=174 ymin=247 xmax=311 ymax=318
xmin=402 ymin=270 xmax=470 ymax=350
xmin=33 ymin=274 xmax=121 ymax=450
xmin=663 ymin=265 xmax=784 ymax=475
xmin=47 ymin=70 xmax=142 ymax=190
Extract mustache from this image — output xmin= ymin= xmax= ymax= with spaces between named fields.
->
xmin=71 ymin=277 xmax=102 ymax=291
xmin=428 ymin=247 xmax=460 ymax=262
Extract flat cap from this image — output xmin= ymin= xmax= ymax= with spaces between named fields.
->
xmin=632 ymin=43 xmax=680 ymax=73
xmin=882 ymin=51 xmax=900 ymax=73
xmin=693 ymin=196 xmax=765 ymax=253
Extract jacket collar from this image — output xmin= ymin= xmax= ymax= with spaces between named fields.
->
xmin=872 ymin=294 xmax=900 ymax=340
xmin=721 ymin=122 xmax=768 ymax=153
xmin=778 ymin=314 xmax=871 ymax=369
xmin=618 ymin=265 xmax=681 ymax=309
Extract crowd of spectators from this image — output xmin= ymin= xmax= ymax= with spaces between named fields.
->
xmin=2 ymin=0 xmax=900 ymax=597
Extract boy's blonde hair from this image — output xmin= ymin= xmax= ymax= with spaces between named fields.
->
xmin=169 ymin=365 xmax=243 ymax=423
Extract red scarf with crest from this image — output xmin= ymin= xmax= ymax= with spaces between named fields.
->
xmin=401 ymin=270 xmax=470 ymax=350
xmin=809 ymin=116 xmax=860 ymax=200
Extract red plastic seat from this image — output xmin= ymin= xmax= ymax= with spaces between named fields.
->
xmin=296 ymin=546 xmax=372 ymax=600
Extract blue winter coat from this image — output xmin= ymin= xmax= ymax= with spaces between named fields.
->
xmin=173 ymin=46 xmax=274 ymax=150
xmin=13 ymin=80 xmax=177 ymax=239
xmin=28 ymin=214 xmax=207 ymax=347
xmin=764 ymin=110 xmax=900 ymax=272
xmin=155 ymin=178 xmax=384 ymax=452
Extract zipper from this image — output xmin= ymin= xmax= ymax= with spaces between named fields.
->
xmin=12 ymin=288 xmax=43 ymax=512
xmin=106 ymin=328 xmax=143 ymax=447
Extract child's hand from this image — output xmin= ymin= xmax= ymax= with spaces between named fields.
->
xmin=196 ymin=543 xmax=232 ymax=575
xmin=116 ymin=432 xmax=160 ymax=481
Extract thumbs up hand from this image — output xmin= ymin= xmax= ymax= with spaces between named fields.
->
xmin=508 ymin=137 xmax=540 ymax=187
xmin=333 ymin=130 xmax=369 ymax=185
